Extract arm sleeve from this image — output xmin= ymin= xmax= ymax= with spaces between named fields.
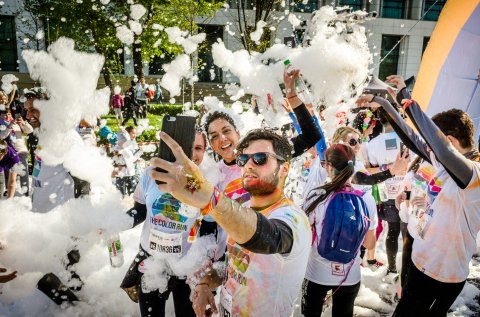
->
xmin=396 ymin=88 xmax=474 ymax=188
xmin=373 ymin=96 xmax=430 ymax=163
xmin=288 ymin=112 xmax=302 ymax=134
xmin=126 ymin=201 xmax=148 ymax=227
xmin=352 ymin=170 xmax=393 ymax=185
xmin=291 ymin=104 xmax=321 ymax=158
xmin=238 ymin=213 xmax=293 ymax=255
xmin=312 ymin=115 xmax=327 ymax=160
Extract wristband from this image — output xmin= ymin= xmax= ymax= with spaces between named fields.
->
xmin=196 ymin=282 xmax=209 ymax=288
xmin=403 ymin=99 xmax=415 ymax=110
xmin=286 ymin=95 xmax=297 ymax=99
xmin=201 ymin=187 xmax=221 ymax=216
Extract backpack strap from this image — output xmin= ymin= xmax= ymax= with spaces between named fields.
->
xmin=323 ymin=246 xmax=362 ymax=303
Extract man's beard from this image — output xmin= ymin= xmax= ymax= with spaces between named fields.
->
xmin=242 ymin=166 xmax=280 ymax=197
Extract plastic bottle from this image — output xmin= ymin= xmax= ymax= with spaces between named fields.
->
xmin=283 ymin=59 xmax=314 ymax=104
xmin=107 ymin=234 xmax=124 ymax=268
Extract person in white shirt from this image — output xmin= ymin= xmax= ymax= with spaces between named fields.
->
xmin=302 ymin=143 xmax=377 ymax=317
xmin=366 ymin=112 xmax=407 ymax=274
xmin=358 ymin=75 xmax=480 ymax=316
xmin=135 ymin=76 xmax=149 ymax=119
xmin=120 ymin=131 xmax=208 ymax=317
xmin=331 ymin=126 xmax=409 ymax=270
xmin=150 ymin=129 xmax=312 ymax=317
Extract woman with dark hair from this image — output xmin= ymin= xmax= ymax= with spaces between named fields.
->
xmin=202 ymin=70 xmax=321 ymax=258
xmin=301 ymin=144 xmax=377 ymax=317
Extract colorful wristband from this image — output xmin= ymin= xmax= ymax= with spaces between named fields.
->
xmin=403 ymin=99 xmax=415 ymax=110
xmin=201 ymin=187 xmax=221 ymax=216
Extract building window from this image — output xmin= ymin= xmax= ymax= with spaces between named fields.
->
xmin=381 ymin=0 xmax=406 ymax=19
xmin=421 ymin=36 xmax=430 ymax=59
xmin=379 ymin=35 xmax=401 ymax=80
xmin=0 ymin=16 xmax=18 ymax=71
xmin=423 ymin=0 xmax=446 ymax=21
xmin=338 ymin=0 xmax=363 ymax=11
xmin=292 ymin=0 xmax=318 ymax=13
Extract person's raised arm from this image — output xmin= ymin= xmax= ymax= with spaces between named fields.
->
xmin=150 ymin=132 xmax=294 ymax=254
xmin=356 ymin=94 xmax=430 ymax=163
xmin=387 ymin=75 xmax=475 ymax=188
xmin=283 ymin=70 xmax=321 ymax=158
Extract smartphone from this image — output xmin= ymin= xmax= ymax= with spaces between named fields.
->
xmin=156 ymin=116 xmax=196 ymax=184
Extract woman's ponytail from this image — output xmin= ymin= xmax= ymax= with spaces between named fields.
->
xmin=304 ymin=144 xmax=356 ymax=216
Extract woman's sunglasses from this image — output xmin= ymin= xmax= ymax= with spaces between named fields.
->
xmin=236 ymin=152 xmax=286 ymax=167
xmin=348 ymin=138 xmax=362 ymax=146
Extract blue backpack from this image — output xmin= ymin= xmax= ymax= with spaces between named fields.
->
xmin=316 ymin=189 xmax=370 ymax=264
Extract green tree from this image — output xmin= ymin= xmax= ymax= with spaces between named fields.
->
xmin=20 ymin=0 xmax=222 ymax=90
xmin=230 ymin=0 xmax=281 ymax=54
xmin=22 ymin=0 xmax=127 ymax=88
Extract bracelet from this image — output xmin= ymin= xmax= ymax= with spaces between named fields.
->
xmin=370 ymin=95 xmax=376 ymax=103
xmin=196 ymin=282 xmax=209 ymax=288
xmin=403 ymin=99 xmax=415 ymax=110
xmin=201 ymin=187 xmax=221 ymax=216
xmin=286 ymin=95 xmax=297 ymax=99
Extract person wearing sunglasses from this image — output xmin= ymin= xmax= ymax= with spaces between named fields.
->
xmin=202 ymin=69 xmax=321 ymax=259
xmin=150 ymin=129 xmax=311 ymax=317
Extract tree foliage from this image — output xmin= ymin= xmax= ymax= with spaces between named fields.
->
xmin=20 ymin=0 xmax=222 ymax=88
xmin=230 ymin=0 xmax=281 ymax=53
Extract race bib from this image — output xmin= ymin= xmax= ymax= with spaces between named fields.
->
xmin=220 ymin=285 xmax=233 ymax=317
xmin=148 ymin=229 xmax=182 ymax=255
xmin=384 ymin=177 xmax=404 ymax=200
xmin=331 ymin=263 xmax=345 ymax=276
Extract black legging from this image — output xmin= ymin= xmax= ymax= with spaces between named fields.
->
xmin=386 ymin=221 xmax=407 ymax=272
xmin=301 ymin=279 xmax=360 ymax=317
xmin=138 ymin=276 xmax=195 ymax=317
xmin=393 ymin=264 xmax=465 ymax=317
xmin=401 ymin=230 xmax=414 ymax=290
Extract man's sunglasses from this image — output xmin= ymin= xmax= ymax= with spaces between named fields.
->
xmin=348 ymin=138 xmax=362 ymax=146
xmin=236 ymin=152 xmax=286 ymax=167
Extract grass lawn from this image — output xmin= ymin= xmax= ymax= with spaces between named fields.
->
xmin=100 ymin=104 xmax=172 ymax=142
xmin=101 ymin=112 xmax=164 ymax=133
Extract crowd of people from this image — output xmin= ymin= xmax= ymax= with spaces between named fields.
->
xmin=0 ymin=68 xmax=479 ymax=317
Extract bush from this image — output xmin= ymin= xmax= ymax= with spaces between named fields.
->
xmin=137 ymin=128 xmax=159 ymax=142
xmin=148 ymin=104 xmax=184 ymax=117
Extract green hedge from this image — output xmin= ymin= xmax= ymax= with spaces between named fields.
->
xmin=148 ymin=104 xmax=184 ymax=117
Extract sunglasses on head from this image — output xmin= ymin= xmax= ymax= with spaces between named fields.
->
xmin=236 ymin=152 xmax=286 ymax=167
xmin=348 ymin=138 xmax=362 ymax=146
